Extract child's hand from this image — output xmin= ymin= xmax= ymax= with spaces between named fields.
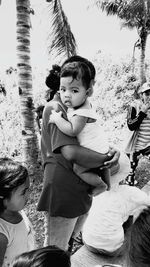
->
xmin=49 ymin=110 xmax=62 ymax=124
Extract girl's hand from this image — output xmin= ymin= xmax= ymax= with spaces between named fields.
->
xmin=49 ymin=110 xmax=62 ymax=124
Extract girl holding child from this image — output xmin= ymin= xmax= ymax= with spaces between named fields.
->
xmin=49 ymin=61 xmax=113 ymax=196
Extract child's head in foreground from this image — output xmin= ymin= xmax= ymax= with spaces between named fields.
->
xmin=128 ymin=205 xmax=150 ymax=267
xmin=12 ymin=245 xmax=71 ymax=267
xmin=59 ymin=61 xmax=93 ymax=109
xmin=0 ymin=158 xmax=29 ymax=214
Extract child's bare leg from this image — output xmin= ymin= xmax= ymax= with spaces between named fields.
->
xmin=73 ymin=164 xmax=107 ymax=196
xmin=99 ymin=168 xmax=111 ymax=190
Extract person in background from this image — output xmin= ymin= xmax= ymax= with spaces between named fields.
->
xmin=12 ymin=245 xmax=71 ymax=267
xmin=128 ymin=205 xmax=150 ymax=267
xmin=49 ymin=61 xmax=112 ymax=196
xmin=82 ymin=182 xmax=150 ymax=257
xmin=37 ymin=55 xmax=120 ymax=252
xmin=0 ymin=158 xmax=35 ymax=267
xmin=123 ymin=81 xmax=150 ymax=186
xmin=34 ymin=64 xmax=61 ymax=135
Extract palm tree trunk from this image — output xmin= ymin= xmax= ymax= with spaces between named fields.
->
xmin=16 ymin=0 xmax=39 ymax=169
xmin=140 ymin=30 xmax=147 ymax=85
xmin=132 ymin=41 xmax=137 ymax=74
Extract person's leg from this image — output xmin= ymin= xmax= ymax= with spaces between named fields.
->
xmin=120 ymin=152 xmax=139 ymax=186
xmin=72 ymin=213 xmax=89 ymax=239
xmin=68 ymin=213 xmax=89 ymax=253
xmin=127 ymin=152 xmax=139 ymax=185
xmin=73 ymin=164 xmax=107 ymax=196
xmin=98 ymin=168 xmax=111 ymax=190
xmin=44 ymin=211 xmax=49 ymax=247
xmin=47 ymin=216 xmax=78 ymax=251
xmin=73 ymin=164 xmax=103 ymax=186
xmin=141 ymin=146 xmax=150 ymax=158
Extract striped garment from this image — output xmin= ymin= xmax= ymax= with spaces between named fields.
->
xmin=135 ymin=115 xmax=150 ymax=151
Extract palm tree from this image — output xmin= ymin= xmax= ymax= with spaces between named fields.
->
xmin=95 ymin=0 xmax=150 ymax=84
xmin=16 ymin=0 xmax=39 ymax=169
xmin=47 ymin=0 xmax=77 ymax=59
xmin=132 ymin=39 xmax=140 ymax=74
xmin=0 ymin=0 xmax=77 ymax=168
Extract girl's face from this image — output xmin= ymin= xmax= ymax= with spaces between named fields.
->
xmin=59 ymin=76 xmax=88 ymax=108
xmin=4 ymin=177 xmax=30 ymax=212
xmin=142 ymin=90 xmax=150 ymax=103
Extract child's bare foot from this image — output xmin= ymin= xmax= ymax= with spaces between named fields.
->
xmin=107 ymin=185 xmax=111 ymax=191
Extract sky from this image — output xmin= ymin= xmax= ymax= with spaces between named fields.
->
xmin=0 ymin=0 xmax=149 ymax=70
xmin=61 ymin=0 xmax=138 ymax=58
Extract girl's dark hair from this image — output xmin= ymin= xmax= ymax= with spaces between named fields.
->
xmin=128 ymin=206 xmax=150 ymax=267
xmin=12 ymin=245 xmax=71 ymax=267
xmin=61 ymin=61 xmax=91 ymax=90
xmin=0 ymin=158 xmax=28 ymax=212
xmin=45 ymin=55 xmax=96 ymax=99
xmin=45 ymin=64 xmax=61 ymax=100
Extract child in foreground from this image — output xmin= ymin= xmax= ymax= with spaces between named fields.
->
xmin=49 ymin=61 xmax=112 ymax=196
xmin=12 ymin=245 xmax=71 ymax=267
xmin=82 ymin=184 xmax=150 ymax=257
xmin=128 ymin=205 xmax=150 ymax=267
xmin=0 ymin=158 xmax=35 ymax=267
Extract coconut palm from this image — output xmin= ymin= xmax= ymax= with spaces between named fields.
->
xmin=16 ymin=0 xmax=39 ymax=168
xmin=16 ymin=0 xmax=77 ymax=167
xmin=0 ymin=0 xmax=77 ymax=168
xmin=47 ymin=0 xmax=77 ymax=59
xmin=95 ymin=0 xmax=150 ymax=84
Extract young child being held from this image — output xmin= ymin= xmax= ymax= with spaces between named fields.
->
xmin=0 ymin=158 xmax=36 ymax=267
xmin=49 ymin=61 xmax=111 ymax=196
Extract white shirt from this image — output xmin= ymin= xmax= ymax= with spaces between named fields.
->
xmin=0 ymin=210 xmax=36 ymax=267
xmin=82 ymin=185 xmax=150 ymax=252
xmin=67 ymin=101 xmax=109 ymax=154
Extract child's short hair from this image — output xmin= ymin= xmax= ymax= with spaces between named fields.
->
xmin=0 ymin=158 xmax=28 ymax=212
xmin=12 ymin=245 xmax=71 ymax=267
xmin=62 ymin=55 xmax=96 ymax=80
xmin=60 ymin=61 xmax=92 ymax=90
xmin=128 ymin=206 xmax=150 ymax=267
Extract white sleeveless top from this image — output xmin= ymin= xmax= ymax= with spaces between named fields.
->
xmin=67 ymin=101 xmax=109 ymax=154
xmin=0 ymin=210 xmax=36 ymax=267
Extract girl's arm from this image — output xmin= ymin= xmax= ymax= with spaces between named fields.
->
xmin=49 ymin=110 xmax=87 ymax=136
xmin=0 ymin=233 xmax=8 ymax=267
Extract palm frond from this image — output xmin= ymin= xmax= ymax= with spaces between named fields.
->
xmin=48 ymin=0 xmax=77 ymax=59
xmin=96 ymin=0 xmax=150 ymax=30
xmin=121 ymin=20 xmax=137 ymax=29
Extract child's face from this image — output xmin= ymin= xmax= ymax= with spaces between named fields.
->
xmin=142 ymin=90 xmax=150 ymax=103
xmin=59 ymin=76 xmax=88 ymax=108
xmin=4 ymin=177 xmax=30 ymax=212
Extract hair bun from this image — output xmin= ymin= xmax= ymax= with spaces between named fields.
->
xmin=45 ymin=65 xmax=61 ymax=99
xmin=52 ymin=64 xmax=61 ymax=73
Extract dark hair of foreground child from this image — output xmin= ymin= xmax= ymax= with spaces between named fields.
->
xmin=12 ymin=246 xmax=71 ymax=267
